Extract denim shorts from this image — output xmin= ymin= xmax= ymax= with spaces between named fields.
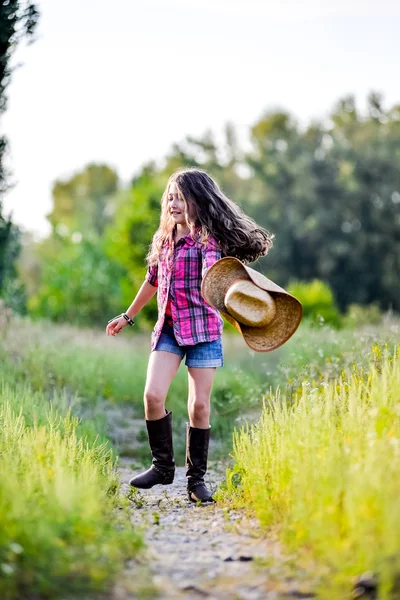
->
xmin=153 ymin=322 xmax=224 ymax=368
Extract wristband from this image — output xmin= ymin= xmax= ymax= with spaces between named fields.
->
xmin=122 ymin=313 xmax=135 ymax=326
xmin=107 ymin=313 xmax=135 ymax=326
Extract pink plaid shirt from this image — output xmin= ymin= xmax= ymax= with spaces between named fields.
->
xmin=146 ymin=233 xmax=223 ymax=349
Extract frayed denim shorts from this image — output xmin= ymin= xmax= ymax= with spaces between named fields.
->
xmin=153 ymin=322 xmax=224 ymax=368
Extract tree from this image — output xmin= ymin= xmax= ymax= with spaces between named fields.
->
xmin=0 ymin=214 xmax=25 ymax=311
xmin=245 ymin=110 xmax=315 ymax=282
xmin=162 ymin=123 xmax=249 ymax=201
xmin=244 ymin=95 xmax=400 ymax=312
xmin=29 ymin=235 xmax=126 ymax=326
xmin=104 ymin=167 xmax=164 ymax=327
xmin=23 ymin=93 xmax=400 ymax=325
xmin=47 ymin=163 xmax=119 ymax=237
xmin=326 ymin=93 xmax=400 ymax=309
xmin=28 ymin=163 xmax=124 ymax=326
xmin=0 ymin=0 xmax=39 ymax=298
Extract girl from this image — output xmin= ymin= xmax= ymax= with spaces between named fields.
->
xmin=106 ymin=168 xmax=272 ymax=502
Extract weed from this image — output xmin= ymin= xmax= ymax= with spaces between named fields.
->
xmin=127 ymin=487 xmax=146 ymax=509
xmin=222 ymin=345 xmax=400 ymax=598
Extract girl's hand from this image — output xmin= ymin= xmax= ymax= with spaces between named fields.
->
xmin=106 ymin=316 xmax=127 ymax=336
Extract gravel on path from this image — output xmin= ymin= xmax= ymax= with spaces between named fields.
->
xmin=114 ymin=459 xmax=316 ymax=600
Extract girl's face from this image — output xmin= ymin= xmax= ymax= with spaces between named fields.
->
xmin=168 ymin=181 xmax=188 ymax=226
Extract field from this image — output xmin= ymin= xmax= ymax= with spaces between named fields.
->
xmin=221 ymin=342 xmax=400 ymax=598
xmin=1 ymin=309 xmax=399 ymax=597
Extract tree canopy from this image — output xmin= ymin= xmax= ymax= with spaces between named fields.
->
xmin=0 ymin=0 xmax=39 ymax=302
xmin=19 ymin=93 xmax=400 ymax=325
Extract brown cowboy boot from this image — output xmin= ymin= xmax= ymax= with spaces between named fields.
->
xmin=129 ymin=411 xmax=175 ymax=489
xmin=186 ymin=424 xmax=214 ymax=503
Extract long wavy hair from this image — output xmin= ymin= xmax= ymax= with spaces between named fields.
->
xmin=147 ymin=167 xmax=273 ymax=266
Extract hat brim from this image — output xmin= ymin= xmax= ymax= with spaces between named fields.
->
xmin=201 ymin=257 xmax=302 ymax=352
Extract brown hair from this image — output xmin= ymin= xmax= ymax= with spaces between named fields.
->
xmin=147 ymin=167 xmax=273 ymax=266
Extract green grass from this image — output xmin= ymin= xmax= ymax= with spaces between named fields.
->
xmin=2 ymin=313 xmax=399 ymax=457
xmin=220 ymin=345 xmax=400 ymax=598
xmin=0 ymin=383 xmax=143 ymax=599
xmin=1 ymin=309 xmax=400 ymax=595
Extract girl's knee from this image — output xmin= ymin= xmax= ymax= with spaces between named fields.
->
xmin=144 ymin=387 xmax=165 ymax=411
xmin=189 ymin=397 xmax=210 ymax=421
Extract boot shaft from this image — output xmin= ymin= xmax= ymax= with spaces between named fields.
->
xmin=186 ymin=424 xmax=210 ymax=483
xmin=130 ymin=411 xmax=175 ymax=489
xmin=146 ymin=410 xmax=175 ymax=470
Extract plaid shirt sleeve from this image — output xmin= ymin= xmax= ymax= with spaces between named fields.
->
xmin=201 ymin=238 xmax=222 ymax=279
xmin=146 ymin=264 xmax=158 ymax=287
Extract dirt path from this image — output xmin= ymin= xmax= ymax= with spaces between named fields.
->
xmin=114 ymin=459 xmax=315 ymax=600
xmin=97 ymin=405 xmax=315 ymax=599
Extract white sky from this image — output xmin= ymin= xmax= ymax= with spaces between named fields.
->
xmin=2 ymin=0 xmax=400 ymax=237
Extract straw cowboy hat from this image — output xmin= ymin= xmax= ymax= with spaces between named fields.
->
xmin=201 ymin=257 xmax=302 ymax=352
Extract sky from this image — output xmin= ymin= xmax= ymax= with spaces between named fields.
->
xmin=2 ymin=0 xmax=400 ymax=237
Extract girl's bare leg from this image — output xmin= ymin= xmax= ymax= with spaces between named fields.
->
xmin=187 ymin=367 xmax=216 ymax=428
xmin=144 ymin=351 xmax=182 ymax=420
xmin=129 ymin=350 xmax=182 ymax=489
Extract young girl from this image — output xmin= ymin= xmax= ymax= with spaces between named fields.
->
xmin=106 ymin=168 xmax=272 ymax=502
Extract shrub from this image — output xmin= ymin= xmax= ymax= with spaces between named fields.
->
xmin=288 ymin=279 xmax=341 ymax=327
xmin=0 ymin=387 xmax=142 ymax=599
xmin=342 ymin=303 xmax=382 ymax=328
xmin=222 ymin=345 xmax=400 ymax=598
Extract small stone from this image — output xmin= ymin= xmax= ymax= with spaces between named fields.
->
xmin=352 ymin=571 xmax=378 ymax=599
xmin=182 ymin=584 xmax=210 ymax=597
xmin=286 ymin=591 xmax=316 ymax=599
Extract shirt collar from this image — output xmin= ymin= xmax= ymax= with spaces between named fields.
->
xmin=173 ymin=227 xmax=197 ymax=246
xmin=175 ymin=234 xmax=195 ymax=247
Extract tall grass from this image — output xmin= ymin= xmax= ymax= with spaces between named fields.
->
xmin=4 ymin=313 xmax=399 ymax=399
xmin=2 ymin=313 xmax=399 ymax=459
xmin=222 ymin=345 xmax=400 ymax=597
xmin=0 ymin=384 xmax=142 ymax=600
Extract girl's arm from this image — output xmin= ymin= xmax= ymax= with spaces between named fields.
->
xmin=125 ymin=280 xmax=157 ymax=320
xmin=106 ymin=267 xmax=158 ymax=336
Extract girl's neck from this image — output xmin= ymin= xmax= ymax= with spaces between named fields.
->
xmin=174 ymin=223 xmax=190 ymax=242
